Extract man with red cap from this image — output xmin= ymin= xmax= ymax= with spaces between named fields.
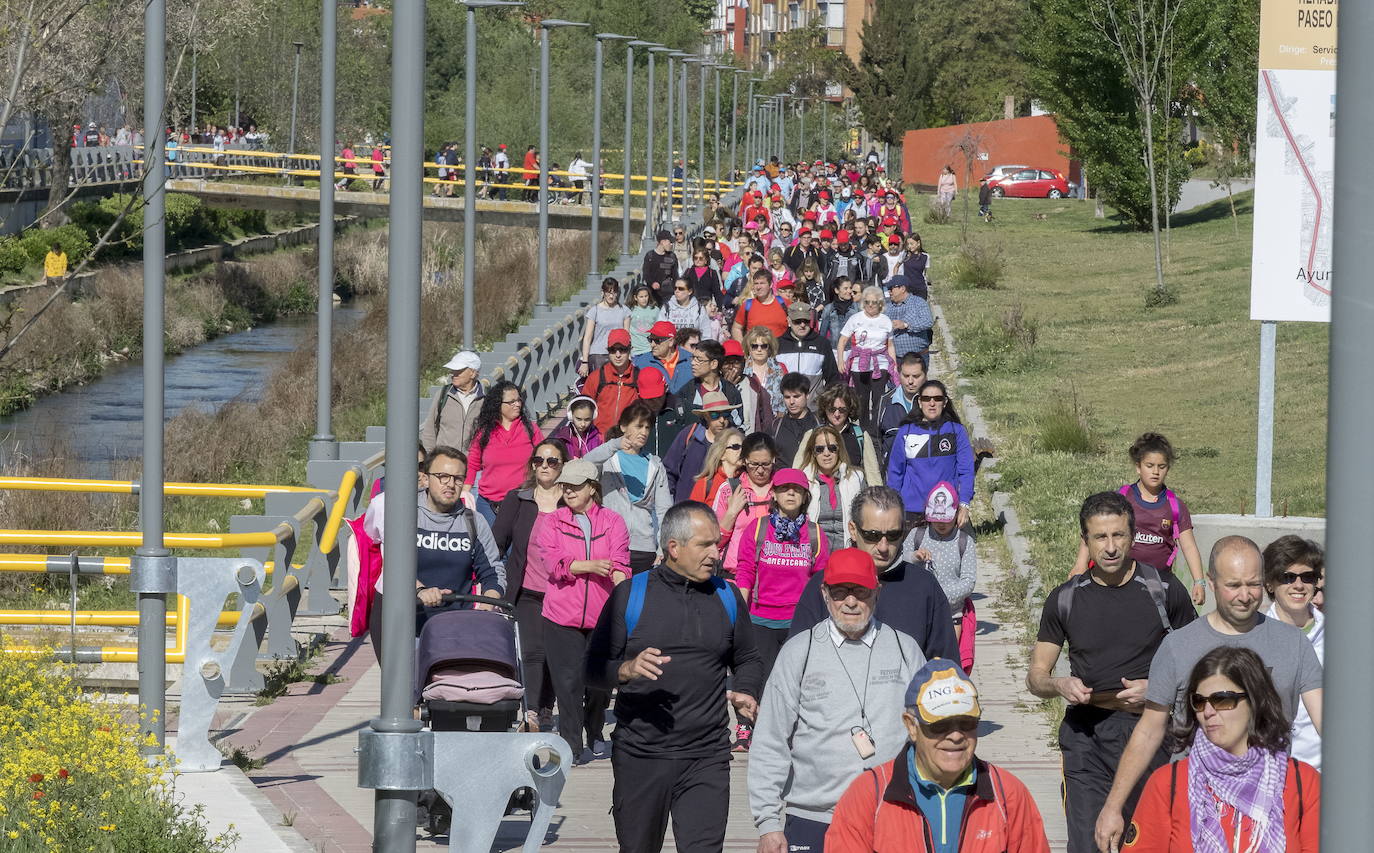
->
xmin=783 ymin=226 xmax=820 ymax=274
xmin=581 ymin=328 xmax=657 ymax=434
xmin=634 ymin=320 xmax=695 ymax=395
xmin=750 ymin=548 xmax=926 ymax=853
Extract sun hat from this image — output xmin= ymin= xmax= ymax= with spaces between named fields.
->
xmin=924 ymin=481 xmax=959 ymax=523
xmin=443 ymin=350 xmax=481 ymax=372
xmin=823 ymin=548 xmax=879 ymax=589
xmin=693 ymin=389 xmax=741 ymax=414
xmin=554 ymin=459 xmax=599 ymax=487
xmin=905 ymin=659 xmax=982 ymax=724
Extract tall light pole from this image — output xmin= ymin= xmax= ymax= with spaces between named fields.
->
xmin=589 ymin=32 xmax=630 ymax=286
xmin=647 ymin=46 xmax=669 ymax=236
xmin=462 ymin=1 xmax=523 ymax=347
xmin=799 ymin=96 xmax=805 ymax=163
xmin=663 ymin=52 xmax=675 ymax=218
xmin=821 ymin=96 xmax=827 ymax=164
xmin=537 ymin=18 xmax=589 ymax=308
xmin=672 ymin=53 xmax=690 ymax=217
xmin=730 ymin=69 xmax=746 ymax=188
xmin=696 ymin=59 xmax=706 ymax=212
xmin=777 ymin=95 xmax=788 ymax=167
xmin=288 ymin=41 xmax=305 ymax=155
xmin=622 ymin=40 xmax=651 ymax=264
xmin=712 ymin=64 xmax=721 ymax=197
xmin=311 ymin=0 xmax=339 ymax=461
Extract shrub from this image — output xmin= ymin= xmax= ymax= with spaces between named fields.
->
xmin=0 ymin=649 xmax=237 ymax=852
xmin=957 ymin=305 xmax=1039 ymax=377
xmin=949 ymin=239 xmax=1006 ymax=290
xmin=1038 ymin=392 xmax=1098 ymax=454
xmin=924 ymin=198 xmax=951 ymax=225
xmin=0 ymin=238 xmax=29 ymax=275
xmin=20 ymin=225 xmax=92 ymax=267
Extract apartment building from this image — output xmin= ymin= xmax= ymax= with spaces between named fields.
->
xmin=706 ymin=0 xmax=872 ymax=99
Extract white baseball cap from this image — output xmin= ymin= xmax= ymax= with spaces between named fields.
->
xmin=443 ymin=350 xmax=481 ymax=372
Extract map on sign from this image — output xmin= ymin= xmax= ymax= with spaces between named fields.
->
xmin=1249 ymin=0 xmax=1337 ymax=323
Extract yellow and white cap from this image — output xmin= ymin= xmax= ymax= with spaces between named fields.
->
xmin=905 ymin=659 xmax=982 ymax=724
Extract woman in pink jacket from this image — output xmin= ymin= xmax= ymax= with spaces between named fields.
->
xmin=530 ymin=459 xmax=629 ymax=763
xmin=463 ymin=380 xmax=545 ymax=526
xmin=730 ymin=467 xmax=830 ymax=752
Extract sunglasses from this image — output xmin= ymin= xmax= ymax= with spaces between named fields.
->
xmin=918 ymin=395 xmax=946 ymax=403
xmin=825 ymin=584 xmax=873 ymax=601
xmin=855 ymin=527 xmax=904 ymax=544
xmin=923 ymin=718 xmax=979 ymax=737
xmin=532 ymin=456 xmax=564 ymax=468
xmin=705 ymin=410 xmax=731 ymax=421
xmin=750 ymin=343 xmax=770 ymax=350
xmin=792 ymin=318 xmax=811 ymax=325
xmin=1278 ymin=570 xmax=1320 ymax=585
xmin=1190 ymin=691 xmax=1248 ymax=712
xmin=829 ymin=406 xmax=849 ymax=414
xmin=608 ymin=346 xmax=630 ymax=354
xmin=650 ymin=336 xmax=672 ymax=344
xmin=724 ymin=443 xmax=743 ymax=451
xmin=674 ymin=285 xmax=690 ymax=291
xmin=813 ymin=443 xmax=839 ymax=453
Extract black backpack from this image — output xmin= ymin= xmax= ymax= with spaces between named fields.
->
xmin=1057 ymin=562 xmax=1173 ymax=634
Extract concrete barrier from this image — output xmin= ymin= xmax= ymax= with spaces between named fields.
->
xmin=1190 ymin=514 xmax=1326 ymax=562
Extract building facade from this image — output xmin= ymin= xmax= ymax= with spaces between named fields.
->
xmin=706 ymin=0 xmax=871 ymax=99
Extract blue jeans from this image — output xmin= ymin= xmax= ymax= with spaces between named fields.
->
xmin=474 ymin=494 xmax=497 ymax=526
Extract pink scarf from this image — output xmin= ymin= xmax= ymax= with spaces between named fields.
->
xmin=817 ymin=472 xmax=838 ymax=509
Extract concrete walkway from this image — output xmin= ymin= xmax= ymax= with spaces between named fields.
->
xmin=1176 ymin=178 xmax=1253 ymax=213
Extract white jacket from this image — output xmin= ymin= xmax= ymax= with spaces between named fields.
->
xmin=583 ymin=440 xmax=671 ymax=554
xmin=1264 ymin=602 xmax=1323 ymax=769
xmin=801 ymin=464 xmax=866 ymax=549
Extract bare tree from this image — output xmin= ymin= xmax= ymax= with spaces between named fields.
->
xmin=1087 ymin=0 xmax=1191 ymax=298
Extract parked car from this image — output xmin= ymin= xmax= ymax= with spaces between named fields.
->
xmin=983 ymin=164 xmax=1028 ymax=183
xmin=987 ymin=167 xmax=1072 ymax=198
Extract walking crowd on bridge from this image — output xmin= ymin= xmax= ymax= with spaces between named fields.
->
xmin=343 ymin=149 xmax=1326 ymax=853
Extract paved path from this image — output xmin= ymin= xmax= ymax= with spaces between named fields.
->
xmin=1176 ymin=178 xmax=1253 ymax=212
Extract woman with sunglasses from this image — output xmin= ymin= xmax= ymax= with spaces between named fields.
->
xmin=683 ymin=247 xmax=724 ymax=307
xmin=531 ymin=459 xmax=629 ymax=763
xmin=798 ymin=425 xmax=867 ymax=549
xmin=742 ymin=327 xmax=788 ymax=433
xmin=1127 ymin=646 xmax=1320 ymax=852
xmin=732 ymin=467 xmax=830 ymax=752
xmin=463 ymin=381 xmax=544 ymax=525
xmin=690 ymin=427 xmax=745 ymax=506
xmin=767 ymin=247 xmax=795 ymax=289
xmin=491 ymin=438 xmax=569 ymax=730
xmin=836 ymin=285 xmax=898 ymax=434
xmin=794 ymin=384 xmax=883 ymax=486
xmin=1262 ymin=536 xmax=1325 ymax=770
xmin=886 ymin=379 xmax=974 ymax=528
xmin=718 ymin=432 xmax=779 ymax=577
xmin=583 ymin=402 xmax=672 ymax=576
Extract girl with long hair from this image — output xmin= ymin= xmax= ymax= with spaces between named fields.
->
xmin=463 ymin=381 xmax=544 ymax=524
xmin=690 ymin=427 xmax=745 ymax=506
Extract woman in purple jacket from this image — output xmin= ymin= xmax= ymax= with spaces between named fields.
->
xmin=885 ymin=380 xmax=974 ymax=527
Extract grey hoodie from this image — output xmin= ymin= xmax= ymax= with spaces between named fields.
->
xmin=583 ymin=439 xmax=672 ymax=553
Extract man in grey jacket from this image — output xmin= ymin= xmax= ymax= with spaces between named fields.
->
xmin=419 ymin=350 xmax=485 ymax=453
xmin=748 ymin=548 xmax=926 ymax=853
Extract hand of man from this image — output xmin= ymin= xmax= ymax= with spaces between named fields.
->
xmin=1115 ymin=678 xmax=1148 ymax=706
xmin=1056 ymin=675 xmax=1093 ymax=705
xmin=417 ymin=586 xmax=451 ymax=608
xmin=728 ymin=690 xmax=758 ymax=719
xmin=1095 ymin=807 xmax=1125 ymax=853
xmin=618 ymin=647 xmax=671 ymax=683
xmin=757 ymin=831 xmax=787 ymax=853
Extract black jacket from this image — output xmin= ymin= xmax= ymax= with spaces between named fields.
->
xmin=490 ymin=487 xmax=541 ymax=601
xmin=788 ymin=559 xmax=960 ymax=662
xmin=642 ymin=249 xmax=679 ymax=302
xmin=776 ymin=329 xmax=840 ymax=383
xmin=586 ymin=564 xmax=763 ymax=758
xmin=773 ymin=411 xmax=821 ymax=465
xmin=682 ymin=265 xmax=724 ymax=307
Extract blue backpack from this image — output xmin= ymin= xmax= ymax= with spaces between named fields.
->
xmin=624 ymin=570 xmax=737 ymax=637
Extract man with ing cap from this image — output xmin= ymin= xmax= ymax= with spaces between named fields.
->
xmin=826 ymin=659 xmax=1051 ymax=852
xmin=751 ymin=548 xmax=926 ymax=853
xmin=420 ymin=350 xmax=485 ymax=453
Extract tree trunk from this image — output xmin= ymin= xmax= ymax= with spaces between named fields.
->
xmin=1141 ymin=103 xmax=1166 ymax=296
xmin=43 ymin=109 xmax=80 ymax=225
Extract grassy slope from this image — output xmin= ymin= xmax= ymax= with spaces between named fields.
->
xmin=921 ymin=192 xmax=1328 ymax=590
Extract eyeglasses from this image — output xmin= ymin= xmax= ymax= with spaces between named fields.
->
xmin=1278 ymin=570 xmax=1320 ymax=585
xmin=1190 ymin=691 xmax=1248 ymax=712
xmin=918 ymin=395 xmax=946 ymax=403
xmin=691 ymin=355 xmax=712 ymax=364
xmin=813 ymin=443 xmax=839 ymax=454
xmin=923 ymin=718 xmax=979 ymax=737
xmin=750 ymin=343 xmax=770 ymax=351
xmin=428 ymin=472 xmax=461 ymax=485
xmin=532 ymin=456 xmax=564 ymax=468
xmin=674 ymin=231 xmax=685 ymax=237
xmin=744 ymin=460 xmax=775 ymax=471
xmin=855 ymin=527 xmax=904 ymax=544
xmin=608 ymin=346 xmax=630 ymax=354
xmin=501 ymin=398 xmax=522 ymax=406
xmin=825 ymin=584 xmax=873 ymax=601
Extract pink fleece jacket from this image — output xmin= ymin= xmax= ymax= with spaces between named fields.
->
xmin=532 ymin=503 xmax=630 ymax=630
xmin=733 ymin=515 xmax=830 ymax=622
xmin=465 ymin=420 xmax=545 ymax=502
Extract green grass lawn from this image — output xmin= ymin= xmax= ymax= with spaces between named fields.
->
xmin=918 ymin=192 xmax=1328 ymax=590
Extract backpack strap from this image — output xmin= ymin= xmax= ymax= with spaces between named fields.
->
xmin=809 ymin=521 xmax=821 ymax=561
xmin=956 ymin=530 xmax=970 ymax=558
xmin=1169 ymin=760 xmax=1179 ymax=809
xmin=432 ymin=385 xmax=450 ymax=436
xmin=1132 ymin=563 xmax=1174 ymax=634
xmin=1292 ymin=757 xmax=1303 ymax=828
xmin=625 ymin=571 xmax=650 ymax=637
xmin=1057 ymin=575 xmax=1092 ymax=628
xmin=709 ymin=576 xmax=738 ymax=624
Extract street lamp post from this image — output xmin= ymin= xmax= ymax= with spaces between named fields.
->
xmin=712 ymin=64 xmax=721 ymax=196
xmin=537 ymin=19 xmax=589 ymax=309
xmin=821 ymin=97 xmax=827 ymax=165
xmin=730 ymin=70 xmax=745 ymax=188
xmin=673 ymin=54 xmax=690 ymax=216
xmin=663 ymin=53 xmax=675 ymax=217
xmin=622 ymin=41 xmax=651 ymax=264
xmin=462 ymin=1 xmax=524 ymax=347
xmin=311 ymin=0 xmax=339 ymax=461
xmin=288 ymin=41 xmax=305 ymax=156
xmin=799 ymin=97 xmax=805 ymax=163
xmin=589 ymin=32 xmax=630 ymax=287
xmin=647 ymin=46 xmax=669 ymax=237
xmin=696 ymin=59 xmax=706 ymax=212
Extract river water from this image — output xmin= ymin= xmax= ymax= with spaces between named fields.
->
xmin=0 ymin=303 xmax=368 ymax=474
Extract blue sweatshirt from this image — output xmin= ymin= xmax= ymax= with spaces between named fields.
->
xmin=886 ymin=418 xmax=975 ymax=513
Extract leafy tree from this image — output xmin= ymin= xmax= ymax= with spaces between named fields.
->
xmin=904 ymin=0 xmax=1030 ymax=127
xmin=767 ymin=20 xmax=853 ymax=100
xmin=849 ymin=0 xmax=925 ymax=145
xmin=1184 ymin=0 xmax=1258 ymax=231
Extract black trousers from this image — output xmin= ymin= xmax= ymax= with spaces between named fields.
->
xmin=784 ymin=815 xmax=830 ymax=852
xmin=543 ymin=619 xmax=611 ymax=753
xmin=630 ymin=550 xmax=657 ymax=575
xmin=752 ymin=624 xmax=790 ymax=691
xmin=514 ymin=591 xmax=555 ymax=712
xmin=850 ymin=372 xmax=888 ymax=435
xmin=1059 ymin=706 xmax=1168 ymax=853
xmin=611 ymin=750 xmax=730 ymax=853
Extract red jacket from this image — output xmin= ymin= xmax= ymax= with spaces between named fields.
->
xmin=1125 ymin=756 xmax=1319 ymax=853
xmin=827 ymin=750 xmax=1050 ymax=853
xmin=580 ymin=362 xmax=647 ymax=435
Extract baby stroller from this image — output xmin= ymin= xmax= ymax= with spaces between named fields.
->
xmin=415 ymin=593 xmax=531 ymax=835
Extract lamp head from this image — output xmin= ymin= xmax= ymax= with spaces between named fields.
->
xmin=540 ymin=18 xmax=589 ymax=29
xmin=595 ymin=32 xmax=631 ymax=41
xmin=627 ymin=40 xmax=654 ymax=48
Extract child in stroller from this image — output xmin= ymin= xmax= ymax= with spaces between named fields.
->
xmin=415 ymin=593 xmax=533 ymax=835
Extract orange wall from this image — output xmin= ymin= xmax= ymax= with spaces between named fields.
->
xmin=901 ymin=115 xmax=1079 ymax=191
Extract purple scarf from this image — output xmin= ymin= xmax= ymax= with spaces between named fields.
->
xmin=1187 ymin=729 xmax=1289 ymax=853
xmin=769 ymin=511 xmax=807 ymax=543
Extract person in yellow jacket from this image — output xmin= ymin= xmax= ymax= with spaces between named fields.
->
xmin=44 ymin=243 xmax=68 ymax=283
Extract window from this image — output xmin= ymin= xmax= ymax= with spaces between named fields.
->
xmin=1012 ymin=170 xmax=1038 ymax=181
xmin=825 ymin=1 xmax=845 ymax=28
xmin=1039 ymin=170 xmax=1056 ymax=180
xmin=826 ymin=27 xmax=844 ymax=46
xmin=789 ymin=2 xmax=799 ymax=29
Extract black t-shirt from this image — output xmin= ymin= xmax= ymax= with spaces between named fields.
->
xmin=1036 ymin=564 xmax=1196 ymax=692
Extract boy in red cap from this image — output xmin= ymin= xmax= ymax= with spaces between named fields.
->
xmin=581 ymin=328 xmax=654 ymax=434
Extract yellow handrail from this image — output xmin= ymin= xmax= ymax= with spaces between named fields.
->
xmin=0 ymin=554 xmax=292 ymax=574
xmin=0 ymin=605 xmax=238 ymax=628
xmin=0 ymin=529 xmax=283 ymax=548
xmin=0 ymin=476 xmax=325 ymax=498
xmin=317 ymin=468 xmax=358 ymax=555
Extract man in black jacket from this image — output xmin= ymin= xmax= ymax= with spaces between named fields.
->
xmin=789 ymin=486 xmax=959 ymax=662
xmin=776 ymin=303 xmax=840 ymax=398
xmin=587 ymin=502 xmax=763 ymax=853
xmin=642 ymin=229 xmax=680 ymax=306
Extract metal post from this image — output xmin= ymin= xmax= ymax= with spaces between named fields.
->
xmin=190 ymin=45 xmax=197 ymax=132
xmin=1325 ymin=2 xmax=1374 ymax=843
xmin=622 ymin=42 xmax=648 ymax=263
xmin=712 ymin=65 xmax=720 ymax=196
xmin=822 ymin=97 xmax=827 ymax=164
xmin=537 ymin=20 xmax=589 ymax=308
xmin=730 ymin=71 xmax=741 ymax=188
xmin=1254 ymin=321 xmax=1276 ymax=516
xmin=678 ymin=57 xmax=688 ymax=216
xmin=311 ymin=0 xmax=338 ymax=461
xmin=646 ymin=47 xmax=663 ymax=239
xmin=800 ymin=98 xmax=805 ymax=163
xmin=463 ymin=4 xmax=479 ymax=349
xmin=664 ymin=53 xmax=674 ymax=217
xmin=778 ymin=97 xmax=787 ymax=167
xmin=373 ymin=0 xmax=424 ymax=842
xmin=590 ymin=33 xmax=629 ymax=285
xmin=289 ymin=41 xmax=304 ymax=155
xmin=134 ymin=0 xmax=173 ymax=758
xmin=696 ymin=60 xmax=706 ymax=212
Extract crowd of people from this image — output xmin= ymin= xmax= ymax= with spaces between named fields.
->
xmin=343 ymin=152 xmax=1325 ymax=853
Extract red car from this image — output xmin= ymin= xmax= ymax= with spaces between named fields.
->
xmin=987 ymin=167 xmax=1071 ymax=199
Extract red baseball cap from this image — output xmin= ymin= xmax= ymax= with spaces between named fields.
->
xmin=722 ymin=339 xmax=745 ymax=359
xmin=608 ymin=329 xmax=631 ymax=348
xmin=649 ymin=320 xmax=676 ymax=339
xmin=881 ymin=216 xmax=898 ymax=227
xmin=819 ymin=229 xmax=834 ymax=240
xmin=836 ymin=229 xmax=851 ymax=242
xmin=824 ymin=548 xmax=879 ymax=589
xmin=637 ymin=367 xmax=666 ymax=398
xmin=498 ymin=144 xmax=506 ymax=149
xmin=803 ymin=211 xmax=818 ymax=221
xmin=887 ymin=234 xmax=902 ymax=246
